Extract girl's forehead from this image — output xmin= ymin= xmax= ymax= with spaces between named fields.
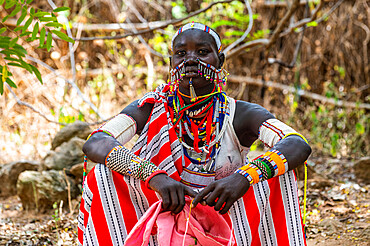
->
xmin=173 ymin=29 xmax=218 ymax=48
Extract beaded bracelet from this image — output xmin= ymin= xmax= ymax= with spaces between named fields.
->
xmin=105 ymin=145 xmax=167 ymax=182
xmin=83 ymin=129 xmax=114 ymax=190
xmin=235 ymin=149 xmax=289 ymax=185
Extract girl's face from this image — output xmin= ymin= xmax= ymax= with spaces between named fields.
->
xmin=171 ymin=29 xmax=224 ymax=94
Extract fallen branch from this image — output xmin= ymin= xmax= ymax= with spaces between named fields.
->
xmin=228 ymin=75 xmax=370 ymax=110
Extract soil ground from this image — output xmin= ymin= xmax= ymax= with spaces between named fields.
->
xmin=1 ymin=156 xmax=369 ymax=245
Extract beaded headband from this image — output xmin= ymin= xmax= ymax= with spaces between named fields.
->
xmin=171 ymin=22 xmax=222 ymax=53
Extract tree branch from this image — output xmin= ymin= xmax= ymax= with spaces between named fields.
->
xmin=227 ymin=75 xmax=370 ymax=110
xmin=25 ymin=55 xmax=105 ymax=120
xmin=267 ymin=0 xmax=300 ymax=49
xmin=5 ymin=84 xmax=67 ymax=126
xmin=73 ymin=0 xmax=234 ymax=41
xmin=227 ymin=0 xmax=344 ymax=58
xmin=223 ymin=0 xmax=254 ymax=54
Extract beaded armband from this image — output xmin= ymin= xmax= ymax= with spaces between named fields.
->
xmin=235 ymin=150 xmax=288 ymax=186
xmin=105 ymin=145 xmax=167 ymax=182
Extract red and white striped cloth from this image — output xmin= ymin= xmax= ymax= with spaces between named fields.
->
xmin=78 ymin=85 xmax=306 ymax=245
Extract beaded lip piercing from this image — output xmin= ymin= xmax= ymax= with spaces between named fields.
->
xmin=169 ymin=58 xmax=229 ymax=97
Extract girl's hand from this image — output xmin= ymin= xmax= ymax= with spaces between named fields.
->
xmin=149 ymin=174 xmax=198 ymax=214
xmin=191 ymin=173 xmax=250 ymax=214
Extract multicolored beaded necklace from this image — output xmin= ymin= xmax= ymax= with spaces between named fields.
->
xmin=168 ymin=59 xmax=228 ymax=171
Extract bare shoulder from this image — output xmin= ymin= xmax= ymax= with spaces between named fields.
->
xmin=120 ymin=100 xmax=153 ymax=134
xmin=233 ymin=100 xmax=275 ymax=147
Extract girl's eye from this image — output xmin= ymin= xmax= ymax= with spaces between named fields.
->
xmin=199 ymin=49 xmax=209 ymax=55
xmin=175 ymin=50 xmax=185 ymax=56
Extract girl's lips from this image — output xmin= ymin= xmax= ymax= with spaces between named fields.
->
xmin=185 ymin=71 xmax=198 ymax=77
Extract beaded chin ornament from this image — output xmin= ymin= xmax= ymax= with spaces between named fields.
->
xmin=168 ymin=59 xmax=229 ymax=101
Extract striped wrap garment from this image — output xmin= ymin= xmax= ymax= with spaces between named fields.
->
xmin=78 ymin=84 xmax=306 ymax=246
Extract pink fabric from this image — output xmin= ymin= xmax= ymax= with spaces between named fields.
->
xmin=124 ymin=198 xmax=235 ymax=246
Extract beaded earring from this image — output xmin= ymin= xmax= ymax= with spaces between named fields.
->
xmin=197 ymin=59 xmax=228 ymax=91
xmin=169 ymin=60 xmax=186 ymax=92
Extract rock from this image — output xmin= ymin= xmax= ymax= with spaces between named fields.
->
xmin=43 ymin=137 xmax=85 ymax=170
xmin=0 ymin=160 xmax=39 ymax=197
xmin=360 ymin=225 xmax=370 ymax=240
xmin=318 ymin=218 xmax=343 ymax=235
xmin=353 ymin=157 xmax=370 ymax=183
xmin=69 ymin=161 xmax=97 ymax=183
xmin=51 ymin=121 xmax=91 ymax=150
xmin=16 ymin=170 xmax=80 ymax=212
xmin=308 ymin=178 xmax=335 ymax=189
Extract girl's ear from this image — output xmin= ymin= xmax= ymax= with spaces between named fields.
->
xmin=218 ymin=53 xmax=225 ymax=68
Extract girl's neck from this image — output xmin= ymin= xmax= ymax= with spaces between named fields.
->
xmin=178 ymin=83 xmax=216 ymax=105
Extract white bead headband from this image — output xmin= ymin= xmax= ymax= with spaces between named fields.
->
xmin=171 ymin=22 xmax=222 ymax=53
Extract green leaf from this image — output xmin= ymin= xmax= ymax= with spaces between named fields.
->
xmin=8 ymin=62 xmax=24 ymax=69
xmin=52 ymin=7 xmax=70 ymax=12
xmin=26 ymin=0 xmax=33 ymax=4
xmin=51 ymin=30 xmax=74 ymax=43
xmin=45 ymin=22 xmax=63 ymax=28
xmin=34 ymin=11 xmax=50 ymax=18
xmin=32 ymin=21 xmax=39 ymax=40
xmin=0 ymin=27 xmax=6 ymax=34
xmin=46 ymin=31 xmax=52 ymax=51
xmin=30 ymin=7 xmax=35 ymax=15
xmin=4 ymin=57 xmax=20 ymax=62
xmin=355 ymin=123 xmax=365 ymax=135
xmin=0 ymin=79 xmax=3 ymax=95
xmin=2 ymin=65 xmax=8 ymax=82
xmin=4 ymin=48 xmax=25 ymax=58
xmin=29 ymin=64 xmax=42 ymax=84
xmin=9 ymin=3 xmax=22 ymax=17
xmin=14 ymin=26 xmax=23 ymax=32
xmin=22 ymin=16 xmax=33 ymax=32
xmin=9 ymin=37 xmax=18 ymax=47
xmin=5 ymin=0 xmax=16 ymax=9
xmin=38 ymin=16 xmax=57 ymax=22
xmin=9 ymin=3 xmax=21 ymax=17
xmin=0 ymin=50 xmax=16 ymax=56
xmin=2 ymin=15 xmax=9 ymax=23
xmin=17 ymin=6 xmax=28 ymax=25
xmin=0 ymin=0 xmax=5 ymax=5
xmin=0 ymin=43 xmax=9 ymax=49
xmin=19 ymin=31 xmax=31 ymax=37
xmin=6 ymin=77 xmax=17 ymax=88
xmin=39 ymin=27 xmax=46 ymax=47
xmin=0 ymin=36 xmax=11 ymax=41
xmin=307 ymin=21 xmax=318 ymax=27
xmin=12 ymin=44 xmax=27 ymax=54
xmin=19 ymin=60 xmax=32 ymax=72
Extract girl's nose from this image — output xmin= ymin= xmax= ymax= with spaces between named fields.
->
xmin=185 ymin=52 xmax=198 ymax=65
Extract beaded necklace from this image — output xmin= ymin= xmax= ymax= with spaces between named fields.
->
xmin=168 ymin=85 xmax=228 ymax=171
xmin=168 ymin=58 xmax=229 ymax=171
